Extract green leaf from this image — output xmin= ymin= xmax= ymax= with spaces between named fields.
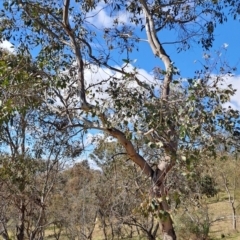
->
xmin=3 ymin=1 xmax=8 ymax=9
xmin=122 ymin=59 xmax=130 ymax=63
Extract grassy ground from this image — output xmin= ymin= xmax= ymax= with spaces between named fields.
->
xmin=29 ymin=192 xmax=240 ymax=240
xmin=205 ymin=191 xmax=239 ymax=240
xmin=208 ymin=202 xmax=240 ymax=239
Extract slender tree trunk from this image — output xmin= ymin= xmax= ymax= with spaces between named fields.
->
xmin=152 ymin=166 xmax=177 ymax=240
xmin=136 ymin=226 xmax=140 ymax=237
xmin=147 ymin=233 xmax=155 ymax=240
xmin=231 ymin=203 xmax=237 ymax=230
xmin=98 ymin=210 xmax=108 ymax=240
xmin=221 ymin=172 xmax=238 ymax=230
xmin=16 ymin=200 xmax=25 ymax=240
xmin=129 ymin=225 xmax=133 ymax=238
xmin=110 ymin=222 xmax=114 ymax=240
xmin=53 ymin=223 xmax=62 ymax=240
xmin=145 ymin=216 xmax=160 ymax=240
xmin=160 ymin=202 xmax=177 ymax=240
xmin=152 ymin=222 xmax=159 ymax=239
xmin=0 ymin=221 xmax=10 ymax=240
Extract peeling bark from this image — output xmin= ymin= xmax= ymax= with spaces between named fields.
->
xmin=107 ymin=127 xmax=176 ymax=240
xmin=107 ymin=128 xmax=153 ymax=177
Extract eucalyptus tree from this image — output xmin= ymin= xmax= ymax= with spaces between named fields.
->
xmin=0 ymin=103 xmax=81 ymax=240
xmin=1 ymin=0 xmax=240 ymax=239
xmin=0 ymin=50 xmax=83 ymax=240
xmin=211 ymin=150 xmax=240 ymax=231
xmin=91 ymin=140 xmax=161 ymax=240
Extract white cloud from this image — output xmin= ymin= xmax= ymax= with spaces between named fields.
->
xmin=85 ymin=132 xmax=116 ymax=145
xmin=223 ymin=75 xmax=240 ymax=110
xmin=86 ymin=2 xmax=132 ymax=29
xmin=0 ymin=40 xmax=15 ymax=53
xmin=84 ymin=63 xmax=157 ymax=106
xmin=45 ymin=61 xmax=158 ymax=130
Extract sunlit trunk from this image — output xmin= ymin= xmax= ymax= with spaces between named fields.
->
xmin=232 ymin=203 xmax=237 ymax=230
xmin=156 ymin=199 xmax=176 ymax=240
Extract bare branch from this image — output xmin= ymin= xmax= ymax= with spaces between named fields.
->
xmin=139 ymin=0 xmax=172 ymax=100
xmin=63 ymin=0 xmax=71 ymax=28
xmin=60 ymin=3 xmax=89 ymax=110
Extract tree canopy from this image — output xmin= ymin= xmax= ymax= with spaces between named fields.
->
xmin=1 ymin=0 xmax=240 ymax=239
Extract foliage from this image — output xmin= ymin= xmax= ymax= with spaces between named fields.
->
xmin=176 ymin=207 xmax=211 ymax=240
xmin=0 ymin=49 xmax=45 ymax=122
xmin=0 ymin=0 xmax=240 ymax=239
xmin=0 ymin=52 xmax=85 ymax=239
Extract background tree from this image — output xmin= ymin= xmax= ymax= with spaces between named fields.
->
xmin=0 ymin=50 xmax=84 ymax=240
xmin=213 ymin=154 xmax=240 ymax=231
xmin=49 ymin=160 xmax=99 ymax=240
xmin=0 ymin=110 xmax=76 ymax=240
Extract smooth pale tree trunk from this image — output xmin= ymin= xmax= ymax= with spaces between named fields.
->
xmin=153 ymin=176 xmax=176 ymax=240
xmin=136 ymin=2 xmax=177 ymax=239
xmin=108 ymin=128 xmax=177 ymax=240
xmin=222 ymin=172 xmax=238 ymax=230
xmin=231 ymin=202 xmax=237 ymax=230
xmin=155 ymin=162 xmax=177 ymax=240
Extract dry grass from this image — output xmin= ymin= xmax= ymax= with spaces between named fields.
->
xmin=207 ymin=194 xmax=240 ymax=240
xmin=12 ymin=192 xmax=240 ymax=240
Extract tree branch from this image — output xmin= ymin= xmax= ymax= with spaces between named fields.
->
xmin=61 ymin=0 xmax=89 ymax=110
xmin=63 ymin=0 xmax=71 ymax=28
xmin=107 ymin=128 xmax=154 ymax=177
xmin=139 ymin=0 xmax=172 ymax=100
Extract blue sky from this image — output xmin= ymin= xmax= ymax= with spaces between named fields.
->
xmin=125 ymin=17 xmax=240 ymax=77
xmin=1 ymin=2 xmax=239 ymax=78
xmin=1 ymin=1 xmax=240 ymax=116
xmin=1 ymin=1 xmax=240 ymax=167
xmin=78 ymin=1 xmax=240 ymax=109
